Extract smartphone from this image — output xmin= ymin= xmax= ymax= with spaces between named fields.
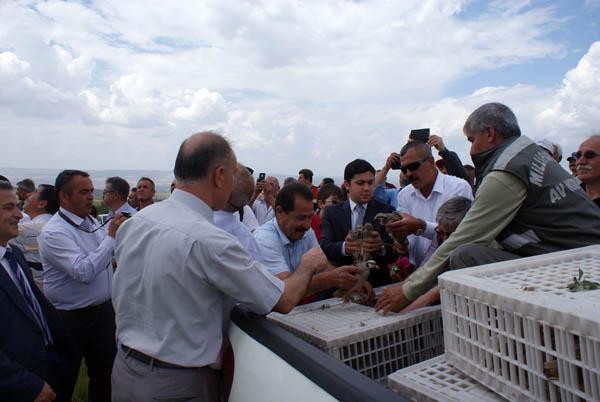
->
xmin=390 ymin=153 xmax=402 ymax=170
xmin=258 ymin=172 xmax=266 ymax=182
xmin=410 ymin=128 xmax=430 ymax=143
xmin=121 ymin=212 xmax=132 ymax=218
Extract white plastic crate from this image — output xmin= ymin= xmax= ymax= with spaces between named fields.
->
xmin=439 ymin=246 xmax=600 ymax=402
xmin=387 ymin=356 xmax=506 ymax=402
xmin=268 ymin=298 xmax=443 ymax=382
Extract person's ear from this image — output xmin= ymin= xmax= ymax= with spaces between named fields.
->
xmin=38 ymin=199 xmax=48 ymax=210
xmin=213 ymin=165 xmax=226 ymax=189
xmin=343 ymin=180 xmax=350 ymax=192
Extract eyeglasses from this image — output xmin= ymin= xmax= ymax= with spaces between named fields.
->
xmin=400 ymin=158 xmax=427 ymax=174
xmin=574 ymin=150 xmax=600 ymax=160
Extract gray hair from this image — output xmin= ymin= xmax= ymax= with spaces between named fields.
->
xmin=463 ymin=102 xmax=521 ymax=139
xmin=436 ymin=196 xmax=472 ymax=229
xmin=400 ymin=141 xmax=433 ymax=159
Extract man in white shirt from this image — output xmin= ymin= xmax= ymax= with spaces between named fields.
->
xmin=10 ymin=184 xmax=59 ymax=290
xmin=103 ymin=176 xmax=137 ymax=218
xmin=112 ymin=132 xmax=326 ymax=402
xmin=251 ymin=175 xmax=279 ymax=225
xmin=394 ymin=142 xmax=473 ymax=268
xmin=214 ymin=163 xmax=264 ymax=261
xmin=39 ymin=170 xmax=127 ymax=401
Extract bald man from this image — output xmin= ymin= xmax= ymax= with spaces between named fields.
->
xmin=112 ymin=132 xmax=326 ymax=401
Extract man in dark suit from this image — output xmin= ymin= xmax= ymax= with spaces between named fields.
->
xmin=320 ymin=159 xmax=397 ymax=288
xmin=0 ymin=180 xmax=67 ymax=402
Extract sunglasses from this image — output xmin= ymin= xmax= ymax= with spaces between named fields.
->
xmin=574 ymin=150 xmax=600 ymax=160
xmin=401 ymin=158 xmax=427 ymax=174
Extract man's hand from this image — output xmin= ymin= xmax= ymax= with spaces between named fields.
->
xmin=328 ymin=265 xmax=363 ymax=289
xmin=255 ymin=180 xmax=269 ymax=193
xmin=375 ymin=284 xmax=411 ymax=315
xmin=427 ymin=135 xmax=446 ymax=153
xmin=392 ymin=240 xmax=408 ymax=256
xmin=108 ymin=214 xmax=128 ymax=238
xmin=385 ymin=213 xmax=424 ymax=237
xmin=299 ymin=248 xmax=328 ymax=274
xmin=383 ymin=152 xmax=400 ymax=171
xmin=34 ymin=383 xmax=56 ymax=402
xmin=362 ymin=231 xmax=383 ymax=254
xmin=344 ymin=233 xmax=361 ymax=255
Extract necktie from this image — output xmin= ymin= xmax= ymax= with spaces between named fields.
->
xmin=354 ymin=204 xmax=365 ymax=229
xmin=4 ymin=249 xmax=53 ymax=345
xmin=80 ymin=217 xmax=94 ymax=232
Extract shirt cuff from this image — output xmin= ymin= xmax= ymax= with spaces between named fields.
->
xmin=422 ymin=221 xmax=437 ymax=240
xmin=401 ymin=280 xmax=418 ymax=301
xmin=102 ymin=235 xmax=116 ymax=251
xmin=341 ymin=242 xmax=347 ymax=256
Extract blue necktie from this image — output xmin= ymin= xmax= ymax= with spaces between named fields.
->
xmin=80 ymin=218 xmax=94 ymax=232
xmin=354 ymin=204 xmax=365 ymax=229
xmin=4 ymin=249 xmax=53 ymax=345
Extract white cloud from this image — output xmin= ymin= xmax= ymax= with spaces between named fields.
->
xmin=0 ymin=1 xmax=597 ymax=177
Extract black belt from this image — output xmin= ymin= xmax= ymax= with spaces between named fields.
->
xmin=121 ymin=344 xmax=192 ymax=370
xmin=28 ymin=261 xmax=43 ymax=271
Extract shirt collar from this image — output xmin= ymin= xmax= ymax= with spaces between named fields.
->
xmin=411 ymin=172 xmax=444 ymax=200
xmin=0 ymin=244 xmax=6 ymax=260
xmin=348 ymin=198 xmax=367 ymax=212
xmin=170 ymin=189 xmax=214 ymax=223
xmin=32 ymin=213 xmax=53 ymax=223
xmin=213 ymin=210 xmax=236 ymax=225
xmin=273 ymin=218 xmax=292 ymax=246
xmin=59 ymin=207 xmax=85 ymax=225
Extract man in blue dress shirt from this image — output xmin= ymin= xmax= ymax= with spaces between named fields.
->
xmin=255 ymin=182 xmax=366 ymax=299
xmin=39 ymin=170 xmax=127 ymax=402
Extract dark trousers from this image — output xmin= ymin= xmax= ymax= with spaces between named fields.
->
xmin=57 ymin=301 xmax=116 ymax=402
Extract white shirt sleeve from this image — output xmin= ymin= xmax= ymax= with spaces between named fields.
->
xmin=39 ymin=229 xmax=114 ymax=284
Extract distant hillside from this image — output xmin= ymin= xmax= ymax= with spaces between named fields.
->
xmin=1 ymin=167 xmax=345 ymax=193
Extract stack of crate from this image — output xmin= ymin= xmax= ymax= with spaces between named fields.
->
xmin=268 ymin=298 xmax=444 ymax=382
xmin=388 ymin=246 xmax=600 ymax=402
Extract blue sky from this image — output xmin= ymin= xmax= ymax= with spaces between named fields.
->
xmin=0 ymin=0 xmax=599 ymax=178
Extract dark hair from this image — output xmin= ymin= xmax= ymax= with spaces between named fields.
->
xmin=0 ymin=175 xmax=11 ymax=184
xmin=463 ymin=164 xmax=475 ymax=172
xmin=400 ymin=141 xmax=433 ymax=159
xmin=275 ymin=182 xmax=313 ymax=213
xmin=106 ymin=177 xmax=130 ymax=201
xmin=344 ymin=159 xmax=375 ymax=181
xmin=38 ymin=184 xmax=59 ymax=214
xmin=463 ymin=102 xmax=521 ymax=139
xmin=298 ymin=168 xmax=314 ymax=182
xmin=55 ymin=170 xmax=90 ymax=195
xmin=174 ymin=132 xmax=233 ymax=182
xmin=317 ymin=184 xmax=343 ymax=201
xmin=137 ymin=176 xmax=155 ymax=190
xmin=17 ymin=178 xmax=35 ymax=192
xmin=322 ymin=177 xmax=334 ymax=185
xmin=0 ymin=180 xmax=12 ymax=190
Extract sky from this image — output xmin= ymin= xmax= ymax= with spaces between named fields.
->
xmin=1 ymin=0 xmax=599 ymax=179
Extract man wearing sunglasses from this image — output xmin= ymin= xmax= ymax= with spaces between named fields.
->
xmin=391 ymin=142 xmax=473 ymax=270
xmin=575 ymin=135 xmax=600 ymax=206
xmin=377 ymin=103 xmax=600 ymax=314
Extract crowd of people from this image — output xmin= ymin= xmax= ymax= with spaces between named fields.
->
xmin=2 ymin=102 xmax=600 ymax=401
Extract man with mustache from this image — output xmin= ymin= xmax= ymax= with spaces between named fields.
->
xmin=391 ymin=142 xmax=473 ymax=270
xmin=576 ymin=135 xmax=600 ymax=206
xmin=38 ymin=170 xmax=127 ymax=401
xmin=254 ymin=182 xmax=365 ymax=300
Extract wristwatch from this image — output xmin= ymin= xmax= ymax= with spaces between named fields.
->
xmin=414 ymin=219 xmax=426 ymax=236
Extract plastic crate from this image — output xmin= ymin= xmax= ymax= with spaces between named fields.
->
xmin=387 ymin=356 xmax=506 ymax=402
xmin=439 ymin=246 xmax=600 ymax=402
xmin=268 ymin=298 xmax=443 ymax=382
